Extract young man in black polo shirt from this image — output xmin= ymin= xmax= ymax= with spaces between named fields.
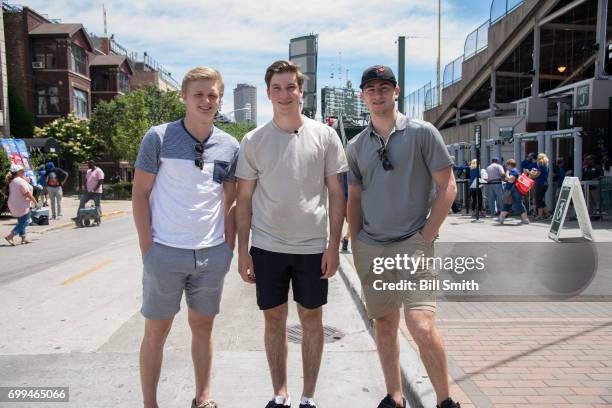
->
xmin=346 ymin=65 xmax=460 ymax=408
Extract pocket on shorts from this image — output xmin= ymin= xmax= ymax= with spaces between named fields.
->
xmin=213 ymin=160 xmax=230 ymax=184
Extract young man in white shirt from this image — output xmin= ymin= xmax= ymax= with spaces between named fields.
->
xmin=133 ymin=67 xmax=239 ymax=408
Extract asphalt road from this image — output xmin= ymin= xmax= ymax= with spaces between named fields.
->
xmin=0 ymin=214 xmax=387 ymax=407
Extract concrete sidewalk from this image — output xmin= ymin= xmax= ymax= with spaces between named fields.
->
xmin=0 ymin=195 xmax=132 ymax=237
xmin=339 ymin=214 xmax=612 ymax=408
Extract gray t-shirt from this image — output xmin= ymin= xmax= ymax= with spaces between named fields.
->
xmin=346 ymin=113 xmax=452 ymax=244
xmin=236 ymin=117 xmax=349 ymax=254
xmin=134 ymin=119 xmax=239 ymax=249
xmin=486 ymin=162 xmax=505 ymax=181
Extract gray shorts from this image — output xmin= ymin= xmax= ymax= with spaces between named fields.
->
xmin=141 ymin=241 xmax=233 ymax=320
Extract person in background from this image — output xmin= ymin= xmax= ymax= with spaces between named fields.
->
xmin=531 ymin=153 xmax=551 ymax=220
xmin=78 ymin=160 xmax=105 ymax=217
xmin=37 ymin=165 xmax=48 ymax=206
xmin=341 ymin=172 xmax=350 ymax=251
xmin=469 ymin=159 xmax=484 ymax=217
xmin=582 ymin=154 xmax=603 ymax=213
xmin=521 ymin=152 xmax=536 ymax=172
xmin=4 ymin=164 xmax=38 ymax=245
xmin=45 ymin=161 xmax=68 ymax=220
xmin=499 ymin=159 xmax=529 ymax=225
xmin=485 ymin=157 xmax=505 ymax=216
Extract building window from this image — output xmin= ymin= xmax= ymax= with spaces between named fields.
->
xmin=37 ymin=87 xmax=60 ymax=115
xmin=119 ymin=72 xmax=129 ymax=93
xmin=32 ymin=41 xmax=57 ymax=69
xmin=73 ymin=87 xmax=89 ymax=118
xmin=70 ymin=44 xmax=87 ymax=75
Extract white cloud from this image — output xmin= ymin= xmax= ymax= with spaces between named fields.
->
xmin=19 ymin=0 xmax=489 ymax=123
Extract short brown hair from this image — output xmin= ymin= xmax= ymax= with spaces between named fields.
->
xmin=181 ymin=66 xmax=224 ymax=96
xmin=506 ymin=159 xmax=517 ymax=168
xmin=265 ymin=60 xmax=308 ymax=89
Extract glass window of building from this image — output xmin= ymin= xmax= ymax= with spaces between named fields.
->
xmin=70 ymin=45 xmax=87 ymax=75
xmin=73 ymin=88 xmax=89 ymax=118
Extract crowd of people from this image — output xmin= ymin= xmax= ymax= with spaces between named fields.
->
xmin=454 ymin=150 xmax=611 ymax=224
xmin=2 ymin=160 xmax=105 ymax=245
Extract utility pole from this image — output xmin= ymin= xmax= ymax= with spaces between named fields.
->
xmin=398 ymin=36 xmax=405 ymax=114
xmin=437 ymin=0 xmax=441 ymax=103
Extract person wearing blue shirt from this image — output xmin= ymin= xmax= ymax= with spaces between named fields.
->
xmin=531 ymin=153 xmax=550 ymax=219
xmin=499 ymin=159 xmax=529 ymax=225
xmin=37 ymin=165 xmax=48 ymax=207
xmin=521 ymin=152 xmax=536 ymax=172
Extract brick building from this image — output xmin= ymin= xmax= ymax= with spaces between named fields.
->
xmin=90 ymin=54 xmax=133 ymax=109
xmin=3 ymin=6 xmax=95 ymax=129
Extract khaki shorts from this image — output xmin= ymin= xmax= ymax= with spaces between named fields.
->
xmin=352 ymin=232 xmax=437 ymax=319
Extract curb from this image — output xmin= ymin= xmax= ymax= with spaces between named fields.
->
xmin=31 ymin=210 xmax=128 ymax=234
xmin=338 ymin=253 xmax=437 ymax=408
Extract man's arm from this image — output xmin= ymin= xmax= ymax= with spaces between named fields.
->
xmin=321 ymin=173 xmax=346 ymax=279
xmin=132 ymin=169 xmax=156 ymax=257
xmin=223 ymin=181 xmax=237 ymax=249
xmin=420 ymin=166 xmax=457 ymax=243
xmin=347 ymin=183 xmax=363 ymax=241
xmin=236 ymin=178 xmax=256 ymax=283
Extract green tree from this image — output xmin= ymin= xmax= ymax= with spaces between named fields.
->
xmin=215 ymin=122 xmax=256 ymax=143
xmin=8 ymin=87 xmax=35 ymax=138
xmin=90 ymin=85 xmax=185 ymax=162
xmin=34 ymin=114 xmax=104 ymax=172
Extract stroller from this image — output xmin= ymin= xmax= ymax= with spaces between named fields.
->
xmin=75 ymin=196 xmax=101 ymax=228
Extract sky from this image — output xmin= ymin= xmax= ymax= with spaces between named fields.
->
xmin=17 ymin=0 xmax=493 ymax=124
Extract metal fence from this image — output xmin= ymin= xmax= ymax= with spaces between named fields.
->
xmin=443 ymin=56 xmax=464 ymax=88
xmin=405 ymin=82 xmax=440 ymax=120
xmin=490 ymin=0 xmax=524 ymax=24
xmin=464 ymin=21 xmax=490 ymax=60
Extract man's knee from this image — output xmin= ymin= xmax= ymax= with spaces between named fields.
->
xmin=264 ymin=304 xmax=288 ymax=330
xmin=297 ymin=305 xmax=322 ymax=331
xmin=375 ymin=310 xmax=400 ymax=337
xmin=143 ymin=319 xmax=173 ymax=349
xmin=405 ymin=311 xmax=437 ymax=347
xmin=188 ymin=310 xmax=215 ymax=336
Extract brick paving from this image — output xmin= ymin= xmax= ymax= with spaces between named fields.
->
xmin=400 ymin=302 xmax=612 ymax=407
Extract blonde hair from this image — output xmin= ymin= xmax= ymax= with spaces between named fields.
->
xmin=537 ymin=153 xmax=549 ymax=166
xmin=470 ymin=159 xmax=478 ymax=170
xmin=506 ymin=159 xmax=517 ymax=168
xmin=181 ymin=66 xmax=224 ymax=96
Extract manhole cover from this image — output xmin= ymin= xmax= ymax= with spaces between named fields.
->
xmin=286 ymin=324 xmax=345 ymax=344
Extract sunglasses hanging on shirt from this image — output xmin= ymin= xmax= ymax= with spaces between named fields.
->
xmin=194 ymin=142 xmax=204 ymax=170
xmin=376 ymin=137 xmax=394 ymax=171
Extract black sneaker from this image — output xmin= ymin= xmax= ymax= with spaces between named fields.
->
xmin=377 ymin=394 xmax=406 ymax=408
xmin=299 ymin=403 xmax=316 ymax=408
xmin=341 ymin=238 xmax=349 ymax=252
xmin=437 ymin=398 xmax=461 ymax=408
xmin=265 ymin=400 xmax=290 ymax=408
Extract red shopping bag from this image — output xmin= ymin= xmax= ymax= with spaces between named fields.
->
xmin=515 ymin=173 xmax=535 ymax=196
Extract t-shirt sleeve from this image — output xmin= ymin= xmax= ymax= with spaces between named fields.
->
xmin=345 ymin=143 xmax=362 ymax=185
xmin=419 ymin=122 xmax=453 ymax=173
xmin=324 ymin=128 xmax=349 ymax=177
xmin=225 ymin=145 xmax=239 ymax=183
xmin=235 ymin=136 xmax=258 ymax=180
xmin=97 ymin=168 xmax=105 ymax=180
xmin=134 ymin=128 xmax=162 ymax=174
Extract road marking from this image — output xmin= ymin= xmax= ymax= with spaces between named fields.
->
xmin=61 ymin=260 xmax=113 ymax=285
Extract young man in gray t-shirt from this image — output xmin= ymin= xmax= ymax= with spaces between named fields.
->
xmin=346 ymin=65 xmax=460 ymax=408
xmin=236 ymin=60 xmax=347 ymax=408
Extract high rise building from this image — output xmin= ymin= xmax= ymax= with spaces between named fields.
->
xmin=233 ymin=83 xmax=257 ymax=125
xmin=289 ymin=34 xmax=318 ymax=119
